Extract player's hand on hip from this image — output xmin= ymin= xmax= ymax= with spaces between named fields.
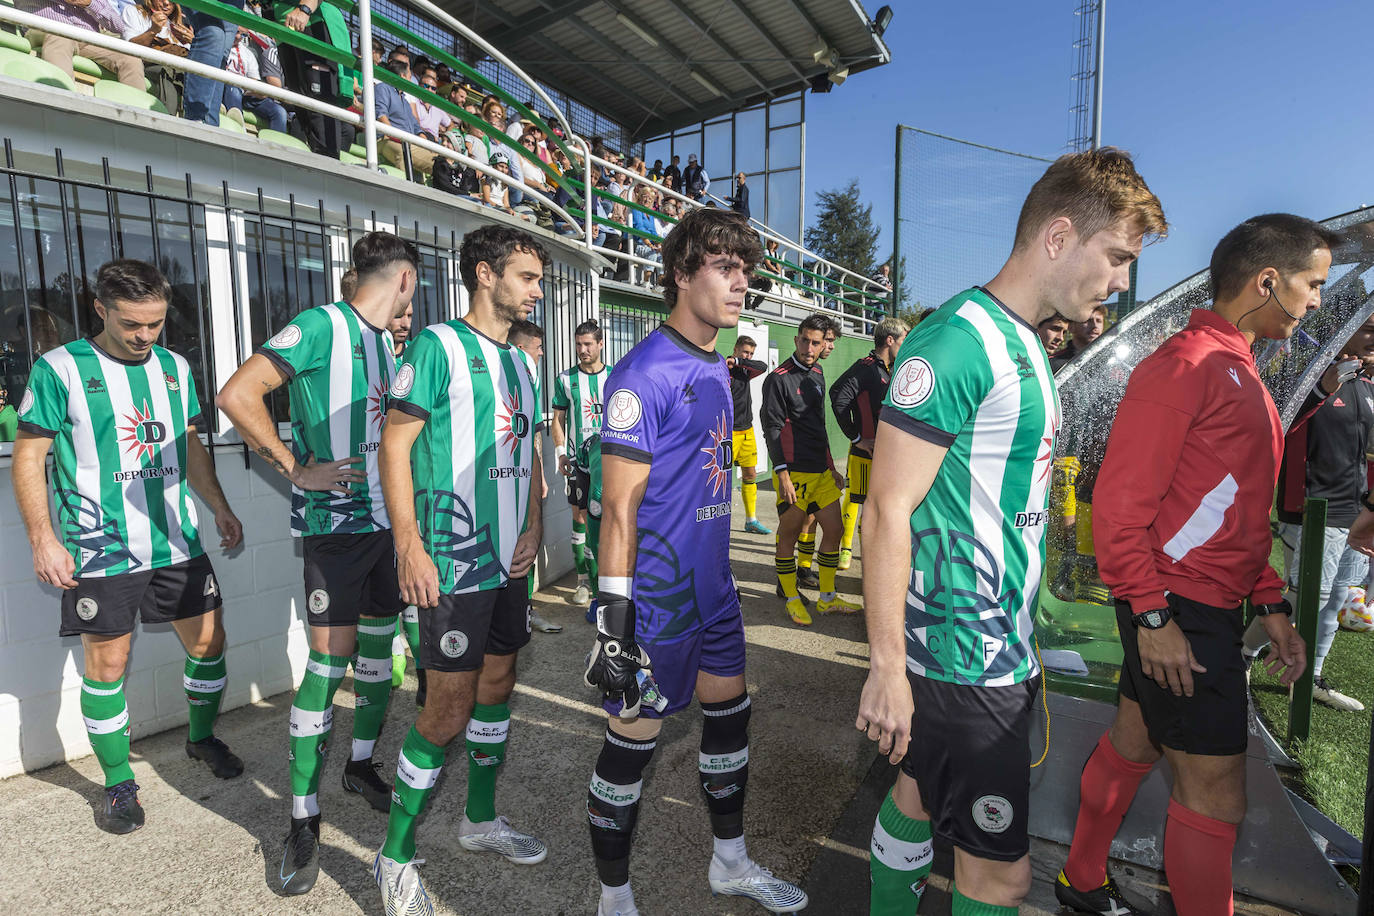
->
xmin=397 ymin=542 xmax=441 ymax=609
xmin=558 ymin=455 xmax=573 ymax=477
xmin=1137 ymin=620 xmax=1205 ymax=697
xmin=33 ymin=537 xmax=78 ymax=590
xmin=856 ymin=669 xmax=914 ymax=765
xmin=1259 ymin=611 xmax=1307 ymax=686
xmin=292 ymin=456 xmax=365 ymax=495
xmin=216 ymin=508 xmax=244 ymax=550
xmin=831 ymin=469 xmax=846 ymax=490
xmin=778 ymin=471 xmax=796 ymax=505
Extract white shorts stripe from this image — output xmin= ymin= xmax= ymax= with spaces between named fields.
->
xmin=85 ymin=708 xmax=129 ymax=735
xmin=1163 ymin=474 xmax=1239 ymax=562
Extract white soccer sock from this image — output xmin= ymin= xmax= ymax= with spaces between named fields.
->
xmin=600 ymin=881 xmax=635 ymax=906
xmin=352 ymin=738 xmax=376 ymax=761
xmin=292 ymin=793 xmax=319 ymax=819
xmin=713 ymin=834 xmax=748 ymax=868
xmin=820 ymin=591 xmax=836 ymax=602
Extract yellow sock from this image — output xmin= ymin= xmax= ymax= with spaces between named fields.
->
xmin=742 ymin=481 xmax=757 ymax=519
xmin=797 ymin=533 xmax=817 ymax=569
xmin=775 ymin=556 xmax=799 ymax=598
xmin=840 ymin=497 xmax=860 ymax=551
xmin=817 ymin=550 xmax=839 ymax=595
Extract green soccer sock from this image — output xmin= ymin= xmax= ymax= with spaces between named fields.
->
xmin=951 ymin=886 xmax=1017 ymax=916
xmin=572 ymin=520 xmax=588 ymax=576
xmin=465 ymin=701 xmax=510 ymax=823
xmin=870 ymin=790 xmax=933 ymax=915
xmin=289 ymin=649 xmax=348 ymax=818
xmin=352 ymin=615 xmax=398 ymax=760
xmin=797 ymin=533 xmax=817 ymax=569
xmin=82 ymin=676 xmax=135 ymax=787
xmin=382 ymin=725 xmax=447 ymax=863
xmin=183 ymin=652 xmax=227 ymax=743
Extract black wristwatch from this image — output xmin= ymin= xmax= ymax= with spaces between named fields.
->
xmin=295 ymin=2 xmax=313 ymax=14
xmin=1131 ymin=606 xmax=1173 ymax=630
xmin=1361 ymin=489 xmax=1374 ymax=513
xmin=1253 ymin=598 xmax=1294 ymax=618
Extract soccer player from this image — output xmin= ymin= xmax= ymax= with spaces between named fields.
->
xmin=510 ymin=318 xmax=563 ymax=634
xmin=855 ymin=149 xmax=1166 ymax=916
xmin=389 ymin=302 xmax=414 ymax=360
xmin=372 ymin=225 xmax=548 ymax=915
xmin=388 ymin=299 xmax=418 ymax=688
xmin=552 ymin=319 xmax=612 ymax=607
xmin=217 ymin=231 xmax=417 ymax=894
xmin=829 ymin=316 xmax=909 ymax=570
xmin=726 ymin=335 xmax=771 ymax=536
xmin=761 ymin=314 xmax=860 ymax=626
xmin=791 ymin=318 xmax=840 ymax=582
xmin=584 ymin=207 xmax=808 ymax=916
xmin=12 ymin=259 xmax=245 ymax=834
xmin=1055 ymin=214 xmax=1328 ymax=916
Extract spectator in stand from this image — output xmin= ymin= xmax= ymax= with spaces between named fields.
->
xmin=648 ymin=159 xmax=664 ymax=182
xmin=413 ymin=70 xmax=451 ymax=140
xmin=727 ymin=171 xmax=750 ymax=219
xmin=517 ymin=128 xmax=555 ymax=229
xmin=374 ymin=56 xmax=435 ymax=179
xmin=480 ymin=152 xmax=528 ymax=221
xmin=631 ymin=185 xmax=661 ymax=266
xmin=19 ymin=0 xmax=144 ymax=89
xmin=181 ymin=0 xmax=242 ymax=126
xmin=663 ymin=153 xmax=681 ymax=189
xmin=1038 ymin=314 xmax=1071 ymax=363
xmin=430 ymin=133 xmax=466 ymax=196
xmin=271 ymin=0 xmax=353 ymax=157
xmin=121 ymin=0 xmax=192 ymax=113
xmin=482 ymin=95 xmax=525 ymax=207
xmin=434 ymin=62 xmax=451 ymax=90
xmin=369 ymin=36 xmax=384 ymax=67
xmin=447 ymin=82 xmax=466 ymax=111
xmin=0 ymin=386 xmax=16 ymax=443
xmin=682 ymin=152 xmax=709 ymax=201
xmin=1057 ymin=302 xmax=1107 ymax=364
xmin=223 ymin=27 xmax=288 ymax=132
xmin=460 ymin=110 xmax=489 ymax=165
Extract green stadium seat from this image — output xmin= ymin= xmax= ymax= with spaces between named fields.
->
xmin=217 ymin=115 xmax=247 ymax=134
xmin=348 ymin=143 xmax=366 ymax=158
xmin=256 ymin=129 xmax=311 ymax=151
xmin=71 ymin=54 xmax=101 ymax=79
xmin=0 ymin=30 xmax=29 ymax=54
xmin=338 ymin=149 xmax=364 ymax=164
xmin=378 ymin=164 xmax=406 ymax=179
xmin=241 ymin=109 xmax=260 ymax=127
xmin=0 ymin=46 xmax=75 ymax=91
xmin=91 ymin=79 xmax=168 ymax=113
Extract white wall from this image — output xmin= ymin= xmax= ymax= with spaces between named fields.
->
xmin=0 ymin=438 xmax=568 ymax=778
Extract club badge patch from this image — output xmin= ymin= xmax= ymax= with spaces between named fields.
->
xmin=972 ymin=794 xmax=1012 ymax=834
xmin=891 ymin=357 xmax=935 ymax=408
xmin=391 ymin=363 xmax=416 ymax=398
xmin=308 ymin=588 xmax=330 ymax=614
xmin=605 ymin=390 xmax=643 ymax=431
xmin=75 ymin=597 xmax=99 ymax=621
xmin=268 ymin=325 xmax=302 ymax=349
xmin=440 ymin=629 xmax=469 ymax=659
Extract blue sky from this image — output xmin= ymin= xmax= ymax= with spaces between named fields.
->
xmin=801 ymin=0 xmax=1374 ymax=302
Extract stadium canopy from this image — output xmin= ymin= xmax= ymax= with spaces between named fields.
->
xmin=449 ymin=0 xmax=893 ymax=139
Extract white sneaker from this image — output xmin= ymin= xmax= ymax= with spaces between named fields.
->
xmin=457 ymin=813 xmax=548 ymax=864
xmin=597 ymin=900 xmax=640 ymax=916
xmin=530 ymin=610 xmax=563 ymax=633
xmin=1314 ymin=676 xmax=1365 ymax=711
xmin=573 ymin=582 xmax=592 ymax=606
xmin=373 ymin=851 xmax=433 ymax=916
xmin=708 ymin=854 xmax=809 ymax=913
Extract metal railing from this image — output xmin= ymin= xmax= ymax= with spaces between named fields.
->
xmin=0 ymin=0 xmax=894 ymax=326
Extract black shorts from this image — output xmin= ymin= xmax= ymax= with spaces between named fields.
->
xmin=566 ymin=466 xmax=591 ymax=510
xmin=60 ymin=553 xmax=222 ymax=637
xmin=900 ymin=671 xmax=1041 ymax=861
xmin=1117 ymin=595 xmax=1248 ymax=756
xmin=302 ymin=530 xmax=405 ymax=626
xmin=417 ymin=577 xmax=532 ymax=672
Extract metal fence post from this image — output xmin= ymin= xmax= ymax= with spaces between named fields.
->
xmin=892 ymin=123 xmax=903 ymax=314
xmin=1288 ymin=495 xmax=1326 ymax=744
xmin=357 ymin=0 xmax=377 ymax=169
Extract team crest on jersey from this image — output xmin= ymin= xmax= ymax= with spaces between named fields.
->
xmin=699 ymin=413 xmax=734 ymax=500
xmin=391 ymin=363 xmax=416 ymax=398
xmin=439 ymin=629 xmax=469 ymax=658
xmin=268 ymin=325 xmax=302 ymax=349
xmin=495 ymin=391 xmax=532 ymax=458
xmin=605 ymin=390 xmax=642 ymax=431
xmin=19 ymin=389 xmax=34 ymax=416
xmin=972 ymin=795 xmax=1012 ymax=834
xmin=118 ymin=401 xmax=168 ymax=463
xmin=75 ymin=597 xmax=99 ymax=621
xmin=891 ymin=357 xmax=935 ymax=408
xmin=164 ymin=372 xmax=179 ymax=391
xmin=308 ymin=588 xmax=330 ymax=614
xmin=582 ymin=398 xmax=602 ymax=427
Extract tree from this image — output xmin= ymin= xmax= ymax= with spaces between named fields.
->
xmin=804 ymin=179 xmax=879 ymax=277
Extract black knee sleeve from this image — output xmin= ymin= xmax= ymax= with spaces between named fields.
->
xmin=588 ymin=728 xmax=657 ymax=886
xmin=699 ymin=694 xmax=751 ymax=840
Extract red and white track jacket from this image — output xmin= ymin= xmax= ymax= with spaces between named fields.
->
xmin=1095 ymin=309 xmax=1286 ymax=614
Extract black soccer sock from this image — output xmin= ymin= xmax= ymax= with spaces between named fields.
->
xmin=588 ymin=727 xmax=657 ymax=887
xmin=699 ymin=694 xmax=751 ymax=841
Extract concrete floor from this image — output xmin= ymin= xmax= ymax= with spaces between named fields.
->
xmin=0 ymin=497 xmax=1305 ymax=914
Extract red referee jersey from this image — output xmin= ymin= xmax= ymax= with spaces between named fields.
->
xmin=1094 ymin=309 xmax=1285 ymax=615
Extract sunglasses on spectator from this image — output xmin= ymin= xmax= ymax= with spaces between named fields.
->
xmin=422 ymin=81 xmax=437 ymax=90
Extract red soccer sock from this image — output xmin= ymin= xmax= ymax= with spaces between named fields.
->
xmin=1064 ymin=731 xmax=1154 ymax=890
xmin=1164 ymin=798 xmax=1237 ymax=916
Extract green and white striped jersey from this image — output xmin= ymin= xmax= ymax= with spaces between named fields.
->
xmin=551 ymin=363 xmax=611 ymax=467
xmin=882 ymin=287 xmax=1060 ymax=687
xmin=389 ymin=320 xmax=540 ymax=594
xmin=17 ymin=339 xmax=206 ymax=578
xmin=258 ymin=302 xmax=397 ymax=537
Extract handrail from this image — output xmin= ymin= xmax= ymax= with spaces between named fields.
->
xmin=173 ymin=0 xmax=352 ymax=66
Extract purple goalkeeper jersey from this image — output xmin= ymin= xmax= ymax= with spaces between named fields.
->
xmin=599 ymin=324 xmax=738 ymax=641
